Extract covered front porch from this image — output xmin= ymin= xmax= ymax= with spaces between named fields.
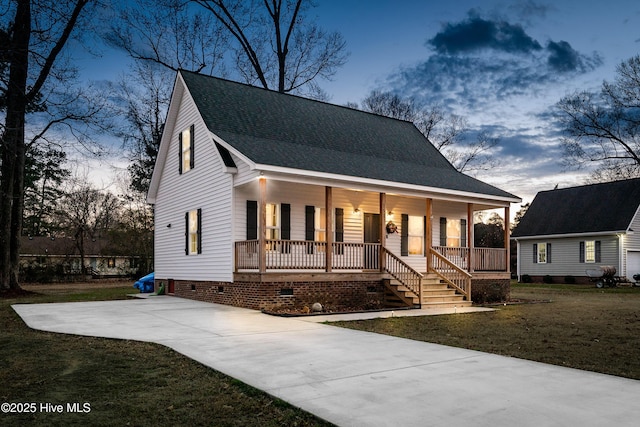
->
xmin=233 ymin=178 xmax=512 ymax=308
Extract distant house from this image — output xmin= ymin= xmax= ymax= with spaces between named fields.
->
xmin=147 ymin=71 xmax=520 ymax=311
xmin=512 ymin=178 xmax=640 ymax=283
xmin=19 ymin=236 xmax=143 ymax=282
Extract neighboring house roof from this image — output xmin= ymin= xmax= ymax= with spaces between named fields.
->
xmin=175 ymin=70 xmax=519 ymax=201
xmin=19 ymin=236 xmax=131 ymax=257
xmin=512 ymin=178 xmax=640 ymax=238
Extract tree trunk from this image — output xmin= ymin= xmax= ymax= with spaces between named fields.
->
xmin=0 ymin=0 xmax=30 ymax=291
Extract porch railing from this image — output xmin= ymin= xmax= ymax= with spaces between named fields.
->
xmin=430 ymin=250 xmax=472 ymax=300
xmin=473 ymin=247 xmax=507 ymax=271
xmin=432 ymin=246 xmax=507 ymax=272
xmin=235 ymin=240 xmax=381 ymax=270
xmin=382 ymin=247 xmax=422 ymax=299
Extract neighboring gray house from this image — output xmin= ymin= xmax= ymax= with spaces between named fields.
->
xmin=147 ymin=71 xmax=520 ymax=311
xmin=512 ymin=178 xmax=640 ymax=283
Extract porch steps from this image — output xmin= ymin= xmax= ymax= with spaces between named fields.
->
xmin=420 ymin=273 xmax=471 ymax=309
xmin=384 ymin=280 xmax=420 ymax=308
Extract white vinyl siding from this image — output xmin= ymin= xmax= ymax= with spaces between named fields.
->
xmin=154 ymin=85 xmax=234 ymax=282
xmin=518 ymin=236 xmax=620 ymax=277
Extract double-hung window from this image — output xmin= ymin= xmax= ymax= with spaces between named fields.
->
xmin=185 ymin=209 xmax=202 ymax=255
xmin=534 ymin=242 xmax=550 ymax=264
xmin=265 ymin=203 xmax=280 ymax=240
xmin=408 ymin=215 xmax=424 ymax=255
xmin=179 ymin=125 xmax=195 ymax=174
xmin=580 ymin=240 xmax=600 ymax=263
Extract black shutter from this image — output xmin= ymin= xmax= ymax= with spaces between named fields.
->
xmin=579 ymin=241 xmax=585 ymax=263
xmin=335 ymin=208 xmax=344 ymax=255
xmin=440 ymin=217 xmax=447 ymax=246
xmin=189 ymin=124 xmax=195 ymax=170
xmin=305 ymin=206 xmax=315 ymax=241
xmin=280 ymin=204 xmax=291 ymax=240
xmin=280 ymin=204 xmax=291 ymax=254
xmin=185 ymin=211 xmax=189 ymax=255
xmin=335 ymin=208 xmax=344 ymax=242
xmin=595 ymin=241 xmax=601 ymax=263
xmin=305 ymin=206 xmax=315 ymax=254
xmin=246 ymin=201 xmax=257 ymax=240
xmin=401 ymin=214 xmax=408 ymax=256
xmin=178 ymin=131 xmax=183 ymax=175
xmin=547 ymin=243 xmax=552 ymax=263
xmin=197 ymin=208 xmax=202 ymax=254
xmin=533 ymin=243 xmax=538 ymax=263
xmin=461 ymin=219 xmax=467 ymax=247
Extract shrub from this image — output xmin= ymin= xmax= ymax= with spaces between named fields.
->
xmin=543 ymin=275 xmax=554 ymax=284
xmin=472 ymin=281 xmax=510 ymax=304
xmin=521 ymin=274 xmax=532 ymax=283
xmin=564 ymin=275 xmax=576 ymax=284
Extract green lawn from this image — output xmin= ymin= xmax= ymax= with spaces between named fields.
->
xmin=332 ymin=282 xmax=640 ymax=380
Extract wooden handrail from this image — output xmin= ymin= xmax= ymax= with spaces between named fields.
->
xmin=430 ymin=250 xmax=472 ymax=300
xmin=382 ymin=247 xmax=423 ymax=300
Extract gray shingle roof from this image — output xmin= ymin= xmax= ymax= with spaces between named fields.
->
xmin=180 ymin=70 xmax=518 ymax=200
xmin=512 ymin=178 xmax=640 ymax=238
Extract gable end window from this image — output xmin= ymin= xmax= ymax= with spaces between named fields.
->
xmin=185 ymin=209 xmax=202 ymax=255
xmin=179 ymin=125 xmax=195 ymax=174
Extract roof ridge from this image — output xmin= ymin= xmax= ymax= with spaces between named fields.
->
xmin=178 ymin=69 xmax=418 ymax=125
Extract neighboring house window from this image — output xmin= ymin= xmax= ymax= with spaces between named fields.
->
xmin=179 ymin=125 xmax=195 ymax=174
xmin=580 ymin=241 xmax=601 ymax=263
xmin=107 ymin=258 xmax=116 ymax=268
xmin=408 ymin=215 xmax=424 ymax=255
xmin=185 ymin=209 xmax=202 ymax=255
xmin=585 ymin=241 xmax=596 ymax=263
xmin=533 ymin=243 xmax=551 ymax=264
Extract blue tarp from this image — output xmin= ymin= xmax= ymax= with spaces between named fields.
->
xmin=133 ymin=272 xmax=154 ymax=293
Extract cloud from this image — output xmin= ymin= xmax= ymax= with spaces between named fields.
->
xmin=428 ymin=14 xmax=542 ymax=54
xmin=389 ymin=11 xmax=602 ymax=111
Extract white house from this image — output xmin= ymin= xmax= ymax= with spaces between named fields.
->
xmin=512 ymin=178 xmax=640 ymax=284
xmin=147 ymin=71 xmax=521 ymax=311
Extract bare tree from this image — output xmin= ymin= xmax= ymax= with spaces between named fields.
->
xmin=0 ymin=0 xmax=100 ymax=291
xmin=110 ymin=61 xmax=172 ymax=194
xmin=357 ymin=91 xmax=499 ymax=173
xmin=558 ymin=55 xmax=640 ymax=181
xmin=56 ymin=180 xmax=122 ymax=275
xmin=107 ymin=0 xmax=229 ymax=75
xmin=193 ymin=0 xmax=348 ymax=96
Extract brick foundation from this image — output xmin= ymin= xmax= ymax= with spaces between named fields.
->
xmin=155 ymin=274 xmax=387 ymax=311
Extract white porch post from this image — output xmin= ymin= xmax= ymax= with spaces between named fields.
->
xmin=325 ymin=186 xmax=333 ymax=272
xmin=504 ymin=206 xmax=511 ymax=274
xmin=259 ymin=177 xmax=267 ymax=273
xmin=379 ymin=192 xmax=386 ymax=272
xmin=468 ymin=203 xmax=474 ymax=272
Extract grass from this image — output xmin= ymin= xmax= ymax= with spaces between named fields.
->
xmin=0 ymin=282 xmax=333 ymax=427
xmin=332 ymin=282 xmax=640 ymax=380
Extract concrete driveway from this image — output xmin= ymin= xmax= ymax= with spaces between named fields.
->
xmin=13 ymin=296 xmax=640 ymax=427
